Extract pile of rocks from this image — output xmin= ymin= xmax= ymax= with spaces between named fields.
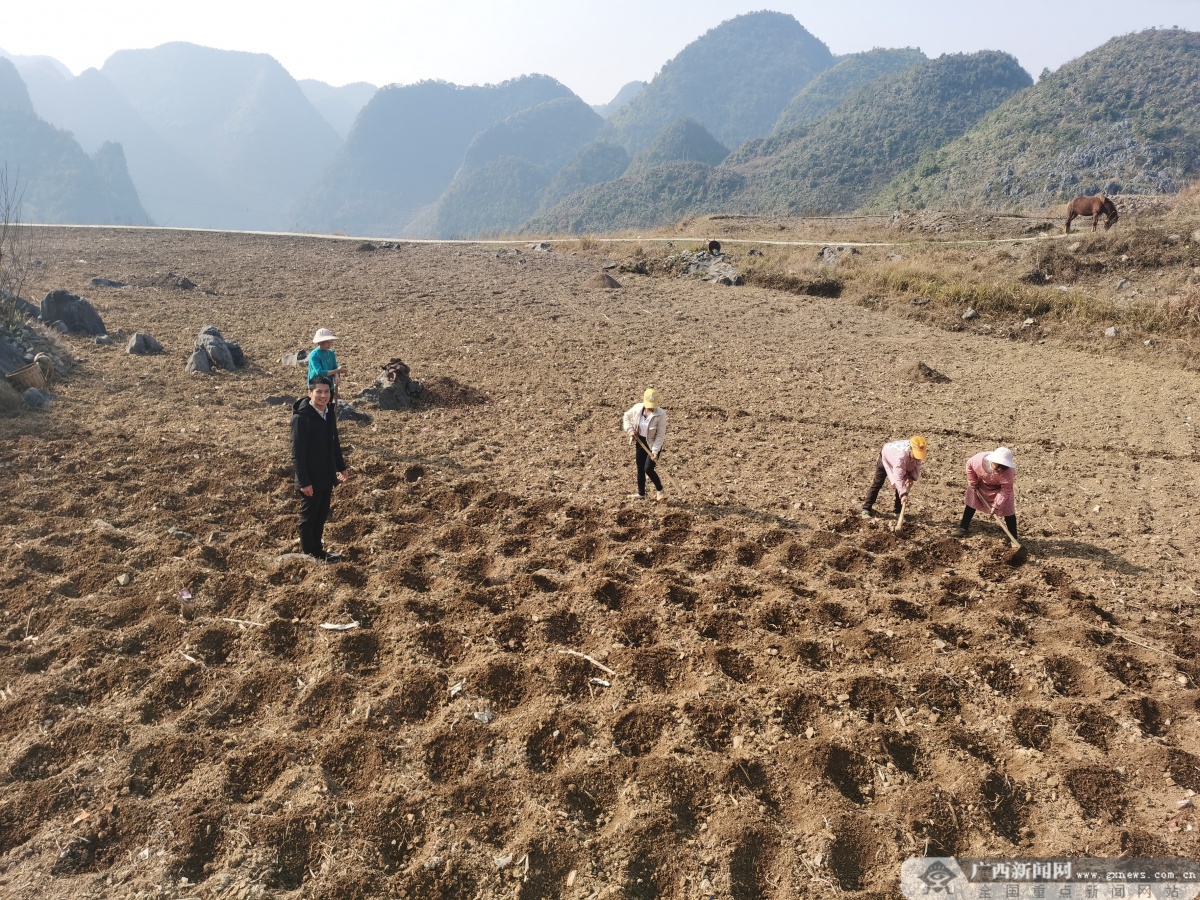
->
xmin=661 ymin=249 xmax=744 ymax=286
xmin=186 ymin=326 xmax=247 ymax=374
xmin=357 ymin=358 xmax=424 ymax=410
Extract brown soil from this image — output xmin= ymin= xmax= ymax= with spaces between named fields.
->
xmin=1 ymin=227 xmax=1199 ymax=898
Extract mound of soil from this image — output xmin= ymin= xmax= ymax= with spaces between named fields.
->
xmin=587 ymin=273 xmax=622 ymax=289
xmin=905 ymin=361 xmax=951 ymax=384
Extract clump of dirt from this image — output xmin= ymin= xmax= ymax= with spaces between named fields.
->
xmin=905 ymin=360 xmax=951 ymax=383
xmin=587 ymin=272 xmax=622 ymax=289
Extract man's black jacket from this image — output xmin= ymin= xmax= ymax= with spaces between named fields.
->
xmin=291 ymin=397 xmax=346 ymax=492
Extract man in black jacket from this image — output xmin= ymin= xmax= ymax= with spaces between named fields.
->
xmin=290 ymin=375 xmax=349 ymax=559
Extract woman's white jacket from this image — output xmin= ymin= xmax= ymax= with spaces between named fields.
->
xmin=622 ymin=403 xmax=667 ymax=456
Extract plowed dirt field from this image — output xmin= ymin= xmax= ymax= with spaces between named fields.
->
xmin=1 ymin=228 xmax=1198 ymax=899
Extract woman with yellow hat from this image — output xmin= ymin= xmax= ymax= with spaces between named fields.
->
xmin=622 ymin=388 xmax=668 ymax=501
xmin=860 ymin=435 xmax=928 ymax=519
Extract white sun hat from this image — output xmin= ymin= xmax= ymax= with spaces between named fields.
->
xmin=986 ymin=447 xmax=1016 ymax=470
xmin=312 ymin=328 xmax=338 ymax=343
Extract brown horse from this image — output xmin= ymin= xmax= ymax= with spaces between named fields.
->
xmin=1064 ymin=194 xmax=1119 ymax=233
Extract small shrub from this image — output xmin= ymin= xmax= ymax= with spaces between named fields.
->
xmin=0 ymin=380 xmax=21 ymax=414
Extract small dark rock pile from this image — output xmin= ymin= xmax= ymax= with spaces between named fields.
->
xmin=357 ymin=358 xmax=425 ymax=410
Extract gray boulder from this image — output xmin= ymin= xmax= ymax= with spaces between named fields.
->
xmin=91 ymin=277 xmax=126 ymax=288
xmin=281 ymin=349 xmax=309 ymax=366
xmin=40 ymin=290 xmax=106 ymax=336
xmin=194 ymin=326 xmax=235 ymax=371
xmin=226 ymin=340 xmax=245 ymax=368
xmin=126 ymin=332 xmax=163 ymax=355
xmin=95 ymin=335 xmax=114 ymax=346
xmin=185 ymin=349 xmax=213 ymax=373
xmin=22 ymin=387 xmax=50 ymax=410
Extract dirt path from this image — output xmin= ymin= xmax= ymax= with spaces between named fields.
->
xmin=1 ymin=229 xmax=1198 ymax=899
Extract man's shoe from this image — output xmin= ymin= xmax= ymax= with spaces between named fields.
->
xmin=859 ymin=509 xmax=872 ymax=519
xmin=627 ymin=493 xmax=644 ymax=500
xmin=655 ymin=490 xmax=664 ymax=502
xmin=324 ymin=549 xmax=344 ymax=562
xmin=951 ymin=527 xmax=968 ymax=538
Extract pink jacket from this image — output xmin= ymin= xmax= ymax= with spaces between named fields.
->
xmin=965 ymin=451 xmax=1015 ymax=516
xmin=880 ymin=439 xmax=922 ymax=498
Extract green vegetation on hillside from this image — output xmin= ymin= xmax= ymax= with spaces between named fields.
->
xmin=724 ymin=51 xmax=1032 ymax=215
xmin=538 ymin=142 xmax=631 ymax=213
xmin=628 ymin=118 xmax=728 ymax=174
xmin=529 ymin=161 xmax=745 ymax=235
xmin=424 ymin=98 xmax=607 ymax=238
xmin=602 ymin=11 xmax=834 ymax=154
xmin=433 ymin=157 xmax=549 ymax=238
xmin=462 ymin=97 xmax=602 ymax=173
xmin=871 ymin=28 xmax=1200 ymax=210
xmin=773 ymin=47 xmax=926 ymax=132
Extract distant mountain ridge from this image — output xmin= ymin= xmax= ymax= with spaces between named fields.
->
xmin=724 ymin=50 xmax=1032 ymax=216
xmin=601 ymin=11 xmax=835 ymax=154
xmin=535 ymin=49 xmax=1031 ymax=231
xmin=0 ymin=59 xmax=149 ymax=224
xmin=871 ymin=28 xmax=1200 ymax=210
xmin=102 ymin=42 xmax=341 ymax=230
xmin=293 ymin=75 xmax=576 ymax=235
xmin=299 ymin=80 xmax=377 ymax=139
xmin=4 ymin=20 xmax=1200 ymax=235
xmin=19 ymin=63 xmax=235 ymax=228
xmin=773 ymin=47 xmax=927 ymax=132
xmin=417 ymin=96 xmax=605 ymax=238
xmin=591 ymin=81 xmax=646 ymax=119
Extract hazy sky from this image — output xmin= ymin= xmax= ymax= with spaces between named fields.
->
xmin=6 ymin=0 xmax=1200 ymax=104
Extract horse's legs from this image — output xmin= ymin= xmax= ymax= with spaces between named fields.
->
xmin=1091 ymin=214 xmax=1100 ymax=232
xmin=1064 ymin=211 xmax=1075 ymax=234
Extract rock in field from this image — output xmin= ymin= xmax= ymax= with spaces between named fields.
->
xmin=40 ymin=290 xmax=106 ymax=336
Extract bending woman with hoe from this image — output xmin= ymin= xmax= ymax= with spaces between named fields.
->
xmin=954 ymin=447 xmax=1018 ymax=540
xmin=860 ymin=435 xmax=928 ymax=522
xmin=622 ymin=388 xmax=667 ymax=501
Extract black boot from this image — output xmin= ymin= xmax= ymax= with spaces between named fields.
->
xmin=299 ymin=523 xmax=320 ymax=557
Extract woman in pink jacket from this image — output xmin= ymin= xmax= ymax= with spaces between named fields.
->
xmin=953 ymin=447 xmax=1017 ymax=538
xmin=860 ymin=435 xmax=927 ymax=518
